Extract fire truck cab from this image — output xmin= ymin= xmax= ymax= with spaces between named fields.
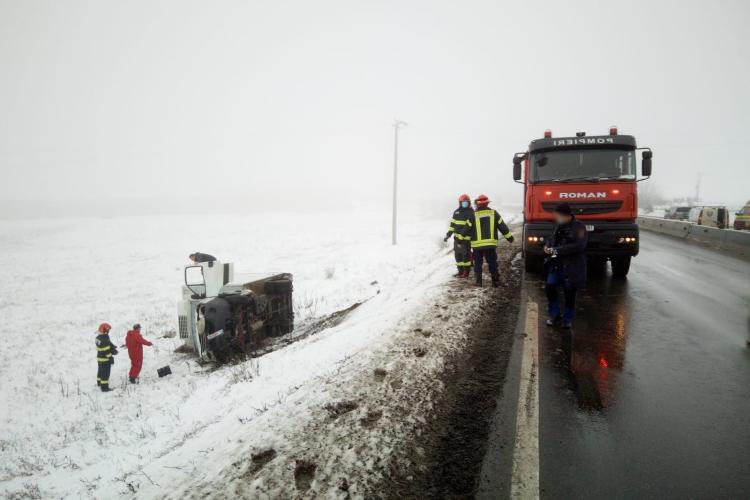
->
xmin=513 ymin=127 xmax=652 ymax=277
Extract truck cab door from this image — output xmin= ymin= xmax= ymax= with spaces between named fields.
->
xmin=185 ymin=266 xmax=207 ymax=297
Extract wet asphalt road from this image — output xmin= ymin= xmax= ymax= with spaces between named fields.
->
xmin=482 ymin=231 xmax=750 ymax=499
xmin=536 ymin=232 xmax=750 ymax=499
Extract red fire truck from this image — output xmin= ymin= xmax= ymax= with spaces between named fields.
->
xmin=512 ymin=127 xmax=653 ymax=277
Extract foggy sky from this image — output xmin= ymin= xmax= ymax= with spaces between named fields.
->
xmin=1 ymin=0 xmax=749 ymax=214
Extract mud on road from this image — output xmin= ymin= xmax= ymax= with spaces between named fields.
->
xmin=385 ymin=246 xmax=522 ymax=499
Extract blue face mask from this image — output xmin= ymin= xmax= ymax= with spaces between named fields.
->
xmin=461 ymin=201 xmax=470 ymax=208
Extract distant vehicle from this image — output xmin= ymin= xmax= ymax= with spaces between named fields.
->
xmin=177 ymin=260 xmax=294 ymax=362
xmin=664 ymin=206 xmax=691 ymax=220
xmin=734 ymin=200 xmax=750 ymax=230
xmin=688 ymin=206 xmax=730 ymax=229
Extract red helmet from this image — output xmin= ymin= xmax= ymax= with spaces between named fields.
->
xmin=475 ymin=194 xmax=490 ymax=206
xmin=458 ymin=193 xmax=470 ymax=203
xmin=98 ymin=322 xmax=112 ymax=334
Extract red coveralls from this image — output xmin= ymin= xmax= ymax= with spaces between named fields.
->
xmin=126 ymin=329 xmax=153 ymax=379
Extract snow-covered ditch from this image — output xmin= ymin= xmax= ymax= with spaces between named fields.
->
xmin=0 ymin=209 xmax=518 ymax=499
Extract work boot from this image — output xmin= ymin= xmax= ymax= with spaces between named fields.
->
xmin=129 ymin=377 xmax=137 ymax=384
xmin=546 ymin=316 xmax=562 ymax=327
xmin=491 ymin=273 xmax=500 ymax=288
xmin=459 ymin=269 xmax=470 ymax=279
xmin=100 ymin=386 xmax=113 ymax=393
xmin=454 ymin=267 xmax=463 ymax=278
xmin=475 ymin=274 xmax=483 ymax=287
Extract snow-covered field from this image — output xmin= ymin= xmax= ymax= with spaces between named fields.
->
xmin=0 ymin=208 xmax=519 ymax=499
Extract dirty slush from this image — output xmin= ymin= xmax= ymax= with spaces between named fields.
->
xmin=383 ymin=246 xmax=521 ymax=499
xmin=177 ymin=245 xmax=522 ymax=499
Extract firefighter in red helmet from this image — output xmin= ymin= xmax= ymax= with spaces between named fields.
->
xmin=471 ymin=194 xmax=514 ymax=287
xmin=95 ymin=322 xmax=118 ymax=392
xmin=444 ymin=194 xmax=474 ymax=278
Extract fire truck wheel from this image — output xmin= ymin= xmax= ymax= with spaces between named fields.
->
xmin=588 ymin=257 xmax=607 ymax=277
xmin=611 ymin=256 xmax=631 ymax=278
xmin=524 ymin=255 xmax=544 ymax=274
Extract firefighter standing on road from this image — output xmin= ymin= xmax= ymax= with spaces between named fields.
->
xmin=544 ymin=202 xmax=588 ymax=329
xmin=95 ymin=323 xmax=118 ymax=392
xmin=126 ymin=323 xmax=153 ymax=384
xmin=444 ymin=194 xmax=474 ymax=278
xmin=470 ymin=194 xmax=514 ymax=287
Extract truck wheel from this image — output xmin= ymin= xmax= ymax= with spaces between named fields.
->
xmin=588 ymin=257 xmax=607 ymax=277
xmin=524 ymin=255 xmax=543 ymax=274
xmin=264 ymin=278 xmax=293 ymax=294
xmin=611 ymin=256 xmax=631 ymax=278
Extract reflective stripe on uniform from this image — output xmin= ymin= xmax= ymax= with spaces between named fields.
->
xmin=100 ymin=379 xmax=109 ymax=385
xmin=497 ymin=215 xmax=513 ymax=240
xmin=454 ymin=233 xmax=472 ymax=241
xmin=472 ymin=209 xmax=498 ymax=248
xmin=97 ymin=356 xmax=111 ymax=362
xmin=457 ymin=261 xmax=472 ymax=267
xmin=96 ymin=346 xmax=110 ymax=352
xmin=451 ymin=219 xmax=470 ymax=226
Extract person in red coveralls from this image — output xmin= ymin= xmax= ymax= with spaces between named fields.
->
xmin=126 ymin=324 xmax=153 ymax=384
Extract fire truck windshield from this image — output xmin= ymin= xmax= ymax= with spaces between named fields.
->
xmin=531 ymin=149 xmax=636 ymax=183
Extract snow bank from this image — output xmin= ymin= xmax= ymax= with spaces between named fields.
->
xmin=0 ymin=209 xmax=519 ymax=498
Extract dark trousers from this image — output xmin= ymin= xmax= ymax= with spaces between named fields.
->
xmin=454 ymin=240 xmax=472 ymax=270
xmin=473 ymin=247 xmax=498 ymax=276
xmin=545 ymin=270 xmax=577 ymax=321
xmin=97 ymin=362 xmax=112 ymax=388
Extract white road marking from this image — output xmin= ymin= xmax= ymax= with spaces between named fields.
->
xmin=510 ymin=300 xmax=540 ymax=499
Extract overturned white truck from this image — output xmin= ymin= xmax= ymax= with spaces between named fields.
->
xmin=177 ymin=261 xmax=294 ymax=362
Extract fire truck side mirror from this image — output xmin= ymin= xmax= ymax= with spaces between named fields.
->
xmin=641 ymin=150 xmax=653 ymax=177
xmin=512 ymin=157 xmax=522 ymax=181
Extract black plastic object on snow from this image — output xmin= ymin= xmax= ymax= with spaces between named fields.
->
xmin=157 ymin=366 xmax=172 ymax=377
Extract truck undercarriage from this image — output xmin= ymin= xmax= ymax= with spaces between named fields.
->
xmin=178 ymin=262 xmax=295 ymax=363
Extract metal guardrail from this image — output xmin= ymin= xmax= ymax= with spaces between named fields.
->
xmin=637 ymin=216 xmax=750 ymax=260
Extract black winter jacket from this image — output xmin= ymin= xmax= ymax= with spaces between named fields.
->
xmin=95 ymin=333 xmax=118 ymax=364
xmin=547 ymin=218 xmax=588 ymax=289
xmin=446 ymin=206 xmax=474 ymax=241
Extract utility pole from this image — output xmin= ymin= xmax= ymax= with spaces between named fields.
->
xmin=695 ymin=172 xmax=701 ymax=204
xmin=391 ymin=119 xmax=407 ymax=245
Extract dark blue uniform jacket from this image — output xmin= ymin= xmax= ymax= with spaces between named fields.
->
xmin=548 ymin=218 xmax=588 ymax=289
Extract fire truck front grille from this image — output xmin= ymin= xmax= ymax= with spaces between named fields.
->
xmin=542 ymin=201 xmax=623 ymax=215
xmin=178 ymin=315 xmax=188 ymax=339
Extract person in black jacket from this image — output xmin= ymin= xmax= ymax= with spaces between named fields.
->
xmin=189 ymin=252 xmax=217 ymax=263
xmin=544 ymin=203 xmax=587 ymax=328
xmin=95 ymin=322 xmax=118 ymax=392
xmin=444 ymin=194 xmax=474 ymax=278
